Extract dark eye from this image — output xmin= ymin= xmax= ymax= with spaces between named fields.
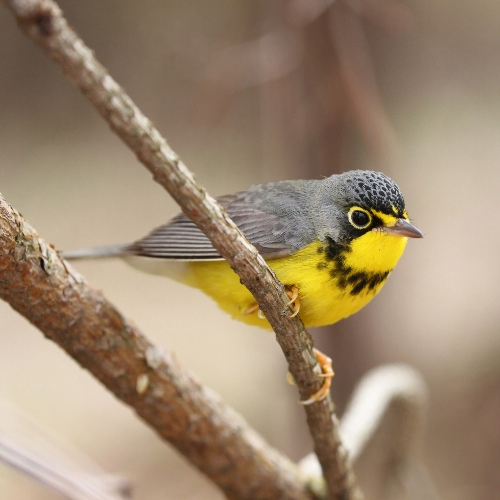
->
xmin=352 ymin=211 xmax=369 ymax=226
xmin=348 ymin=208 xmax=372 ymax=229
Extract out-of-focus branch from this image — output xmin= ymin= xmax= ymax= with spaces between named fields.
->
xmin=0 ymin=195 xmax=311 ymax=500
xmin=2 ymin=0 xmax=362 ymax=498
xmin=339 ymin=364 xmax=427 ymax=464
xmin=0 ymin=401 xmax=131 ymax=500
xmin=328 ymin=2 xmax=398 ymax=167
xmin=187 ymin=1 xmax=408 ymax=177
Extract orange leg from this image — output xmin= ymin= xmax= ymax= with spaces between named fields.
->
xmin=300 ymin=348 xmax=334 ymax=405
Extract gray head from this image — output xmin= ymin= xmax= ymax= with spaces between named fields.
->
xmin=333 ymin=170 xmax=406 ymax=216
xmin=311 ymin=170 xmax=419 ymax=245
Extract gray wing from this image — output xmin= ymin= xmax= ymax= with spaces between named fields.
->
xmin=128 ymin=188 xmax=312 ymax=261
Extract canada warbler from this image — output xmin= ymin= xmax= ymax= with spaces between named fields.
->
xmin=63 ymin=170 xmax=423 ymax=327
xmin=64 ymin=170 xmax=422 ymax=402
xmin=63 ymin=170 xmax=422 ymax=329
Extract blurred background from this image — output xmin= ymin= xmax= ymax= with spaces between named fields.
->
xmin=1 ymin=1 xmax=500 ymax=498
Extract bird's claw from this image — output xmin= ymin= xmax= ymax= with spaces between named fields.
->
xmin=243 ymin=284 xmax=301 ymax=319
xmin=286 ymin=285 xmax=300 ymax=318
xmin=300 ymin=348 xmax=334 ymax=405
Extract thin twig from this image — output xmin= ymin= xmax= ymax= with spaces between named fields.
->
xmin=2 ymin=0 xmax=362 ymax=498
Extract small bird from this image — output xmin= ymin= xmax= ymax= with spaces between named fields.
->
xmin=63 ymin=170 xmax=422 ymax=402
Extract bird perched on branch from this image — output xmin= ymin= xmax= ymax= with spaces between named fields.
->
xmin=63 ymin=170 xmax=422 ymax=402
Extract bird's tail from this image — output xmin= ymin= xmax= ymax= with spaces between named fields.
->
xmin=61 ymin=244 xmax=131 ymax=260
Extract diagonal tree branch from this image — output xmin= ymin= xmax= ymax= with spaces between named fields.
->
xmin=1 ymin=1 xmax=362 ymax=498
xmin=0 ymin=195 xmax=312 ymax=500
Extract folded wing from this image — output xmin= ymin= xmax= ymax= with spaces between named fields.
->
xmin=129 ymin=192 xmax=297 ymax=261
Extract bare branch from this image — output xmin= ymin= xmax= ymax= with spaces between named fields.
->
xmin=2 ymin=0 xmax=363 ymax=498
xmin=0 ymin=195 xmax=312 ymax=500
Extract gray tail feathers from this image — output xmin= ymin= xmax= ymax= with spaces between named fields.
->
xmin=61 ymin=244 xmax=131 ymax=260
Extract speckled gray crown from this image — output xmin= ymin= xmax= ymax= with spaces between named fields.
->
xmin=341 ymin=170 xmax=406 ymax=216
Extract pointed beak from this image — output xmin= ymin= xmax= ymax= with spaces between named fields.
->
xmin=377 ymin=218 xmax=423 ymax=238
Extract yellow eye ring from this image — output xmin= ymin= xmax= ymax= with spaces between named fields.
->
xmin=348 ymin=207 xmax=372 ymax=229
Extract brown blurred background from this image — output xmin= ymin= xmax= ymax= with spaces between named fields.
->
xmin=2 ymin=1 xmax=500 ymax=498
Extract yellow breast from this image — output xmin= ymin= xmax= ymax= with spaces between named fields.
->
xmin=178 ymin=230 xmax=409 ymax=328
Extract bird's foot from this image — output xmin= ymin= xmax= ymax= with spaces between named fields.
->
xmin=285 ymin=285 xmax=300 ymax=317
xmin=300 ymin=348 xmax=334 ymax=405
xmin=243 ymin=284 xmax=301 ymax=319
